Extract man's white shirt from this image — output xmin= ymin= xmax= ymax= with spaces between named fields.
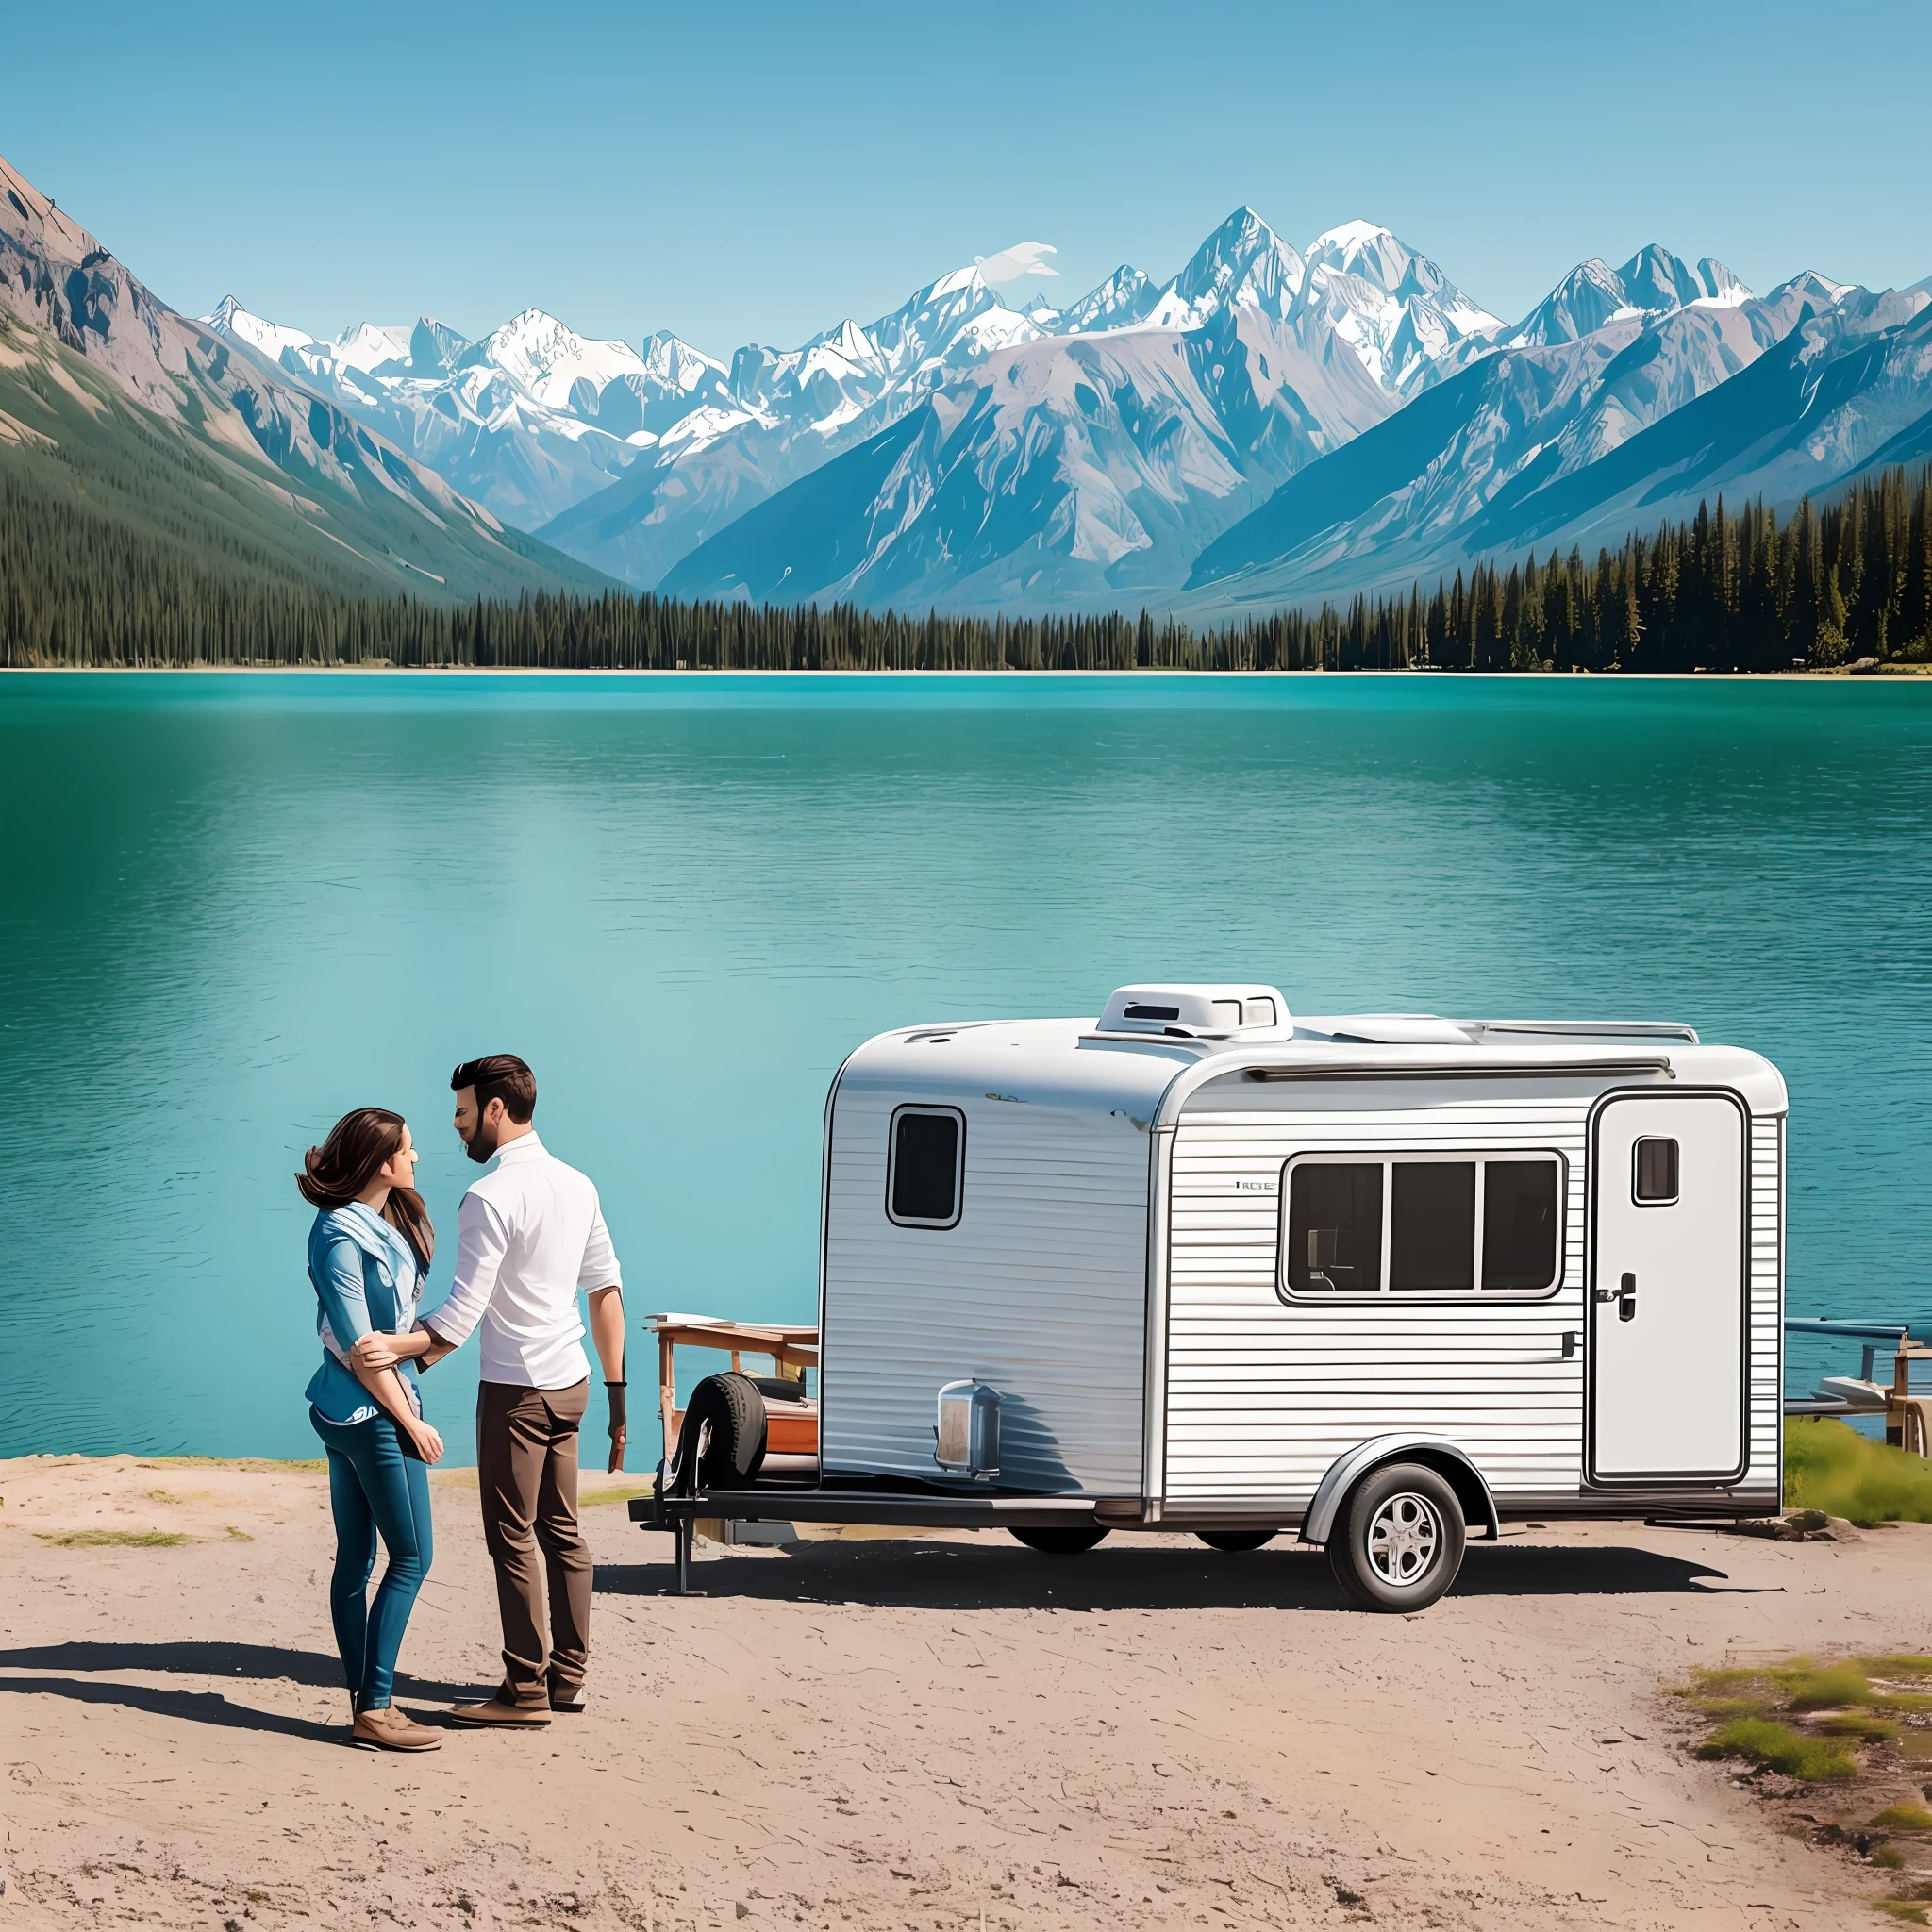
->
xmin=426 ymin=1132 xmax=622 ymax=1388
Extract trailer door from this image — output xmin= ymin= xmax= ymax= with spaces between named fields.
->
xmin=1589 ymin=1093 xmax=1747 ymax=1483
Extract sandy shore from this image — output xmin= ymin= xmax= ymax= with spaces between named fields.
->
xmin=1 ymin=1454 xmax=1925 ymax=1930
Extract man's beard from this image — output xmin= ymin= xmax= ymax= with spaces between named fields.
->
xmin=463 ymin=1118 xmax=501 ymax=1165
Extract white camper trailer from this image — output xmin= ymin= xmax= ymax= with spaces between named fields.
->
xmin=637 ymin=984 xmax=1785 ymax=1611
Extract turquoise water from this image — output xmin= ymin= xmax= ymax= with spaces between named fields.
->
xmin=2 ymin=672 xmax=1928 ymax=1464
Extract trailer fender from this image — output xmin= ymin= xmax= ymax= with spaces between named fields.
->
xmin=1299 ymin=1435 xmax=1500 ymax=1547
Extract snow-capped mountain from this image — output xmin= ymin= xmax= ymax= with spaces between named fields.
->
xmin=1117 ymin=209 xmax=1501 ymax=393
xmin=535 ymin=258 xmax=1066 ymax=586
xmin=1503 ymin=247 xmax=1748 ymax=349
xmin=656 ymin=324 xmax=1300 ymax=611
xmin=1048 ymin=266 xmax=1158 ymax=335
xmin=1185 ymin=263 xmax=1932 ymax=611
xmin=187 ymin=205 xmax=1932 ymax=619
xmin=0 ymin=153 xmax=598 ymax=601
xmin=651 ymin=213 xmax=1508 ymax=612
xmin=202 ymin=207 xmax=1496 ymax=590
xmin=547 ymin=208 xmax=1503 ymax=591
xmin=1141 ymin=207 xmax=1307 ymax=331
xmin=200 ymin=297 xmax=704 ymax=527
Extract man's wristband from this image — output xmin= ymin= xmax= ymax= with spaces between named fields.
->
xmin=606 ymin=1381 xmax=627 ymax=1430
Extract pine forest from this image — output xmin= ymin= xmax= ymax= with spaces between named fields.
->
xmin=4 ymin=464 xmax=1930 ymax=675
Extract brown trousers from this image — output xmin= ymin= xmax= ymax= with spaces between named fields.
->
xmin=476 ymin=1378 xmax=591 ymax=1708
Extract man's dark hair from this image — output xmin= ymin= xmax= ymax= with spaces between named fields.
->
xmin=452 ymin=1054 xmax=537 ymax=1124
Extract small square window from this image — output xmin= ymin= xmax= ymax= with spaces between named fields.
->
xmin=888 ymin=1107 xmax=964 ymax=1228
xmin=1633 ymin=1137 xmax=1679 ymax=1205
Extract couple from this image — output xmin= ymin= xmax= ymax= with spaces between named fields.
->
xmin=297 ymin=1053 xmax=628 ymax=1752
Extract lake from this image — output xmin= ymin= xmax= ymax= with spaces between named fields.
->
xmin=2 ymin=671 xmax=1927 ymax=1464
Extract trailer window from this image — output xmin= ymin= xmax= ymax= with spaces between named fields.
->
xmin=888 ymin=1107 xmax=964 ymax=1228
xmin=1390 ymin=1162 xmax=1475 ymax=1290
xmin=1633 ymin=1137 xmax=1679 ymax=1205
xmin=1285 ymin=1163 xmax=1383 ymax=1292
xmin=1279 ymin=1153 xmax=1564 ymax=1300
xmin=1482 ymin=1160 xmax=1560 ymax=1290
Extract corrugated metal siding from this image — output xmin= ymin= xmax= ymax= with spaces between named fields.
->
xmin=1744 ymin=1113 xmax=1784 ymax=1497
xmin=1165 ymin=1101 xmax=1593 ymax=1505
xmin=820 ymin=1090 xmax=1150 ymax=1493
xmin=1164 ymin=1095 xmax=1784 ymax=1508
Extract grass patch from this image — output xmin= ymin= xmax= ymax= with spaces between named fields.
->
xmin=1864 ymin=1657 xmax=1932 ymax=1681
xmin=1695 ymin=1719 xmax=1857 ymax=1780
xmin=1683 ymin=1665 xmax=1772 ymax=1693
xmin=1875 ymin=1846 xmax=1909 ymax=1870
xmin=579 ymin=1484 xmax=656 ymax=1507
xmin=1787 ymin=1419 xmax=1932 ymax=1525
xmin=224 ymin=1525 xmax=254 ymax=1541
xmin=1875 ymin=1805 xmax=1932 ymax=1831
xmin=1822 ymin=1713 xmax=1902 ymax=1741
xmin=137 ymin=1456 xmax=327 ymax=1474
xmin=1779 ymin=1661 xmax=1874 ymax=1710
xmin=35 ymin=1528 xmax=188 ymax=1548
xmin=1877 ymin=1904 xmax=1930 ymax=1924
xmin=1691 ymin=1695 xmax=1772 ymax=1721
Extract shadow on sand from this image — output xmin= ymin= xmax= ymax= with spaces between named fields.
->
xmin=596 ymin=1534 xmax=1760 ymax=1613
xmin=0 ymin=1641 xmax=477 ymax=1741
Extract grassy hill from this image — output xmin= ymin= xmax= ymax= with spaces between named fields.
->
xmin=0 ymin=312 xmax=613 ymax=611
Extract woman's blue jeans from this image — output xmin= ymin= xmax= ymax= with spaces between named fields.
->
xmin=310 ymin=1408 xmax=434 ymax=1712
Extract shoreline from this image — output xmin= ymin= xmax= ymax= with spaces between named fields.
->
xmin=3 ymin=661 xmax=1928 ymax=680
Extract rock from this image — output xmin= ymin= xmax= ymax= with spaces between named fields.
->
xmin=1733 ymin=1517 xmax=1805 ymax=1540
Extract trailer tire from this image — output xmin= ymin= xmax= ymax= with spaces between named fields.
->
xmin=1008 ymin=1525 xmax=1109 ymax=1555
xmin=1196 ymin=1529 xmax=1275 ymax=1553
xmin=671 ymin=1373 xmax=767 ymax=1494
xmin=1324 ymin=1461 xmax=1465 ymax=1612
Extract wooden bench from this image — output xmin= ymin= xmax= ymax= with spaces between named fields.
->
xmin=650 ymin=1313 xmax=820 ymax=1463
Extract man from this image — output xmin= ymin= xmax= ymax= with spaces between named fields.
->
xmin=352 ymin=1053 xmax=626 ymax=1725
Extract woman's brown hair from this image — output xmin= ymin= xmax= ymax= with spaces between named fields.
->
xmin=297 ymin=1107 xmax=435 ymax=1269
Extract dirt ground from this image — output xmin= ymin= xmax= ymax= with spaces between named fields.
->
xmin=1 ymin=1454 xmax=1925 ymax=1931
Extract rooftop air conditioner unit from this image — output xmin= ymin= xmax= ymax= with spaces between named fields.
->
xmin=1094 ymin=983 xmax=1292 ymax=1041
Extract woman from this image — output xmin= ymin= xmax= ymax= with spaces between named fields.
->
xmin=299 ymin=1107 xmax=445 ymax=1752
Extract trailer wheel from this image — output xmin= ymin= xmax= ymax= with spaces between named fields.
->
xmin=1196 ymin=1529 xmax=1275 ymax=1553
xmin=1008 ymin=1525 xmax=1109 ymax=1555
xmin=671 ymin=1373 xmax=767 ymax=1493
xmin=1325 ymin=1462 xmax=1465 ymax=1612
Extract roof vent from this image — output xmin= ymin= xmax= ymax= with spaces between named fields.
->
xmin=1095 ymin=983 xmax=1292 ymax=1041
xmin=1321 ymin=1013 xmax=1475 ymax=1046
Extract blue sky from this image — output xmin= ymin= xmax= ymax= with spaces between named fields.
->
xmin=7 ymin=0 xmax=1929 ymax=354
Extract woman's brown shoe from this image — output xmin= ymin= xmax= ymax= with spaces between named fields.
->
xmin=353 ymin=1706 xmax=443 ymax=1752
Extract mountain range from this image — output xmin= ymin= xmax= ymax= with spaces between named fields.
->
xmin=0 ymin=155 xmax=607 ymax=605
xmin=4 ymin=143 xmax=1927 ymax=624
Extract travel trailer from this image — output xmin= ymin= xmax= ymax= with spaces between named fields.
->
xmin=634 ymin=984 xmax=1784 ymax=1611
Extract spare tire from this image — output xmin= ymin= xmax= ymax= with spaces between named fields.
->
xmin=668 ymin=1373 xmax=767 ymax=1495
xmin=746 ymin=1374 xmax=808 ymax=1405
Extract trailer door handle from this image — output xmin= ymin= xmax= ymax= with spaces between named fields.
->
xmin=1594 ymin=1274 xmax=1639 ymax=1321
